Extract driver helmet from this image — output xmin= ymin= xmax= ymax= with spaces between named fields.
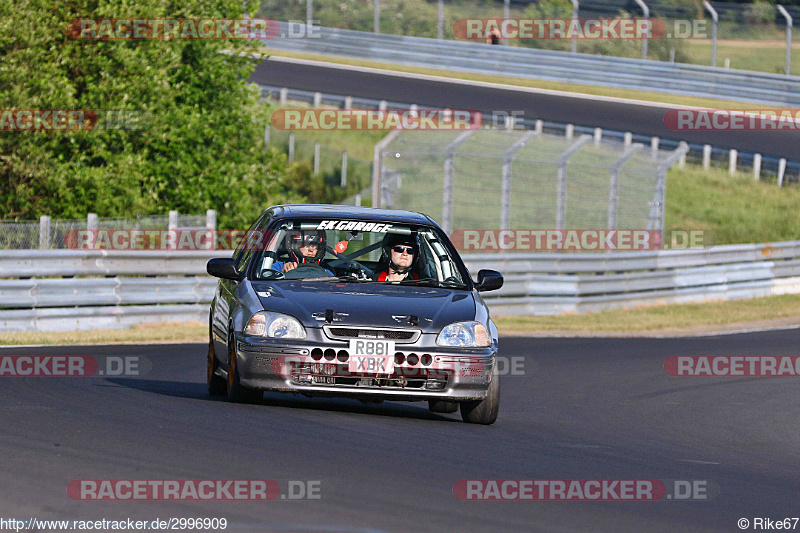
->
xmin=287 ymin=230 xmax=327 ymax=264
xmin=381 ymin=233 xmax=419 ymax=275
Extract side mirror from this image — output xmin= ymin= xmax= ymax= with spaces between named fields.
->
xmin=207 ymin=258 xmax=240 ymax=280
xmin=475 ymin=269 xmax=503 ymax=292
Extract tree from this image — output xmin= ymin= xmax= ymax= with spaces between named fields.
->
xmin=0 ymin=0 xmax=292 ymax=227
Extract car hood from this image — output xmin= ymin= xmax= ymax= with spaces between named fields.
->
xmin=251 ymin=281 xmax=477 ymax=332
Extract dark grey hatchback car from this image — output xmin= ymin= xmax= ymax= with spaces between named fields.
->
xmin=206 ymin=205 xmax=504 ymax=424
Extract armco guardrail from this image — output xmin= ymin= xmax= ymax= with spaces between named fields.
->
xmin=1 ymin=243 xmax=799 ymax=332
xmin=472 ymin=242 xmax=800 ymax=314
xmin=0 ymin=250 xmax=220 ymax=332
xmin=264 ymin=24 xmax=800 ymax=106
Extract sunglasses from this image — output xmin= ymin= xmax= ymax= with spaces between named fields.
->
xmin=392 ymin=245 xmax=415 ymax=255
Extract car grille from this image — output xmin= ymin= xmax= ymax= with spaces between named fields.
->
xmin=283 ymin=348 xmax=448 ymax=390
xmin=323 ymin=326 xmax=420 ymax=343
xmin=289 ymin=362 xmax=448 ymax=390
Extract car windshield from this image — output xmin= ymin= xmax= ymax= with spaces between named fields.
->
xmin=249 ymin=218 xmax=468 ymax=288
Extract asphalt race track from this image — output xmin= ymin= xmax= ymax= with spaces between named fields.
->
xmin=249 ymin=59 xmax=800 ymax=161
xmin=1 ymin=329 xmax=798 ymax=532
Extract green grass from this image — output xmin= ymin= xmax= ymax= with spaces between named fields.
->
xmin=0 ymin=322 xmax=206 ymax=346
xmin=264 ymin=102 xmax=386 ymax=161
xmin=495 ymin=294 xmax=800 ymax=333
xmin=684 ymin=39 xmax=800 ymax=75
xmin=665 ymin=165 xmax=800 ymax=245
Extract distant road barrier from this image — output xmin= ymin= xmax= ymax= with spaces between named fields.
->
xmin=1 ymin=243 xmax=798 ymax=332
xmin=264 ymin=23 xmax=800 ymax=107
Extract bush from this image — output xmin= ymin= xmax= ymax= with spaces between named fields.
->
xmin=0 ymin=0 xmax=295 ymax=228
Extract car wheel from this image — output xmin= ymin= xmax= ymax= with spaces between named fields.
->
xmin=428 ymin=400 xmax=458 ymax=413
xmin=460 ymin=366 xmax=499 ymax=425
xmin=207 ymin=319 xmax=226 ymax=396
xmin=226 ymin=331 xmax=261 ymax=404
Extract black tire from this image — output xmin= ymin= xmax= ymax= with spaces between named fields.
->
xmin=207 ymin=320 xmax=226 ymax=396
xmin=226 ymin=331 xmax=261 ymax=404
xmin=428 ymin=400 xmax=459 ymax=413
xmin=460 ymin=366 xmax=500 ymax=425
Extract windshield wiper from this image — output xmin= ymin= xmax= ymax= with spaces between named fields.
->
xmin=317 ymin=275 xmax=371 ymax=283
xmin=392 ymin=277 xmax=467 ymax=288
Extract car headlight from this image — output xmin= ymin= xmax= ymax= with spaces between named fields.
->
xmin=244 ymin=311 xmax=306 ymax=339
xmin=436 ymin=321 xmax=491 ymax=347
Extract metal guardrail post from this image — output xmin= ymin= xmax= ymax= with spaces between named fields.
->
xmin=633 ymin=0 xmax=649 ymax=59
xmin=648 ymin=142 xmax=688 ymax=233
xmin=206 ymin=209 xmax=216 ymax=231
xmin=442 ymin=130 xmax=476 ymax=235
xmin=777 ymin=5 xmax=792 ymax=75
xmin=341 ymin=152 xmax=348 ymax=187
xmin=607 ymin=144 xmax=643 ymax=230
xmin=87 ymin=213 xmax=97 ymax=231
xmin=437 ymin=0 xmax=444 ymax=40
xmin=703 ymin=1 xmax=718 ymax=68
xmin=556 ymin=135 xmax=591 ymax=231
xmin=264 ymin=123 xmax=270 ymax=147
xmin=374 ymin=0 xmax=380 ymax=34
xmin=501 ymin=131 xmax=537 ymax=231
xmin=288 ymin=133 xmax=295 ymax=163
xmin=39 ymin=216 xmax=50 ymax=250
xmin=504 ymin=0 xmax=511 ymax=45
xmin=167 ymin=210 xmax=178 ymax=250
xmin=729 ymin=149 xmax=738 ymax=176
xmin=754 ymin=153 xmax=762 ymax=181
xmin=313 ymin=142 xmax=320 ymax=175
xmin=571 ymin=0 xmax=579 ymax=54
xmin=306 ymin=0 xmax=312 ymax=28
xmin=372 ymin=130 xmax=401 ymax=208
xmin=778 ymin=158 xmax=787 ymax=187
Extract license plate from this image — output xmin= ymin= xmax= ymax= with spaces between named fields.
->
xmin=348 ymin=339 xmax=395 ymax=375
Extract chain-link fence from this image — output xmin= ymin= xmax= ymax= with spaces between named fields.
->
xmin=376 ymin=128 xmax=686 ymax=239
xmin=0 ymin=213 xmax=209 ymax=250
xmin=259 ymin=0 xmax=800 ymax=74
xmin=266 ymin=125 xmax=374 ymax=205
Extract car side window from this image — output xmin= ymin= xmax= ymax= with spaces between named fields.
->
xmin=235 ymin=213 xmax=275 ymax=274
xmin=232 ymin=219 xmax=259 ymax=264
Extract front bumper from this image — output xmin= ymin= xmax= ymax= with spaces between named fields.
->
xmin=234 ymin=331 xmax=497 ymax=402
